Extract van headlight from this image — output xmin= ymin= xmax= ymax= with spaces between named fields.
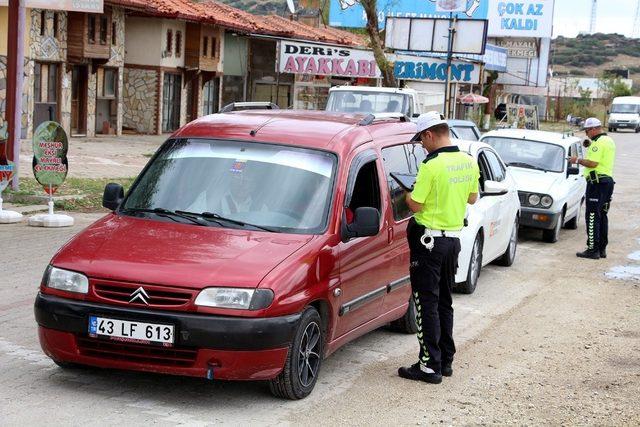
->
xmin=195 ymin=288 xmax=274 ymax=310
xmin=540 ymin=195 xmax=553 ymax=208
xmin=44 ymin=266 xmax=89 ymax=294
xmin=528 ymin=194 xmax=540 ymax=206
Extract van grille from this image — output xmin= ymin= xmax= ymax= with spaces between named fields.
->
xmin=77 ymin=337 xmax=197 ymax=367
xmin=93 ymin=281 xmax=194 ymax=308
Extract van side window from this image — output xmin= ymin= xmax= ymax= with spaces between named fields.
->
xmin=348 ymin=161 xmax=381 ymax=214
xmin=382 ymin=143 xmax=427 ymax=220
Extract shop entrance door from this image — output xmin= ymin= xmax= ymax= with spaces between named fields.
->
xmin=202 ymin=78 xmax=219 ymax=115
xmin=162 ymin=73 xmax=182 ymax=132
xmin=33 ymin=62 xmax=60 ymax=129
xmin=71 ymin=65 xmax=88 ymax=135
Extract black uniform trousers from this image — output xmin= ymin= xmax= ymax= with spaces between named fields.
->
xmin=407 ymin=218 xmax=461 ymax=374
xmin=585 ymin=177 xmax=614 ymax=252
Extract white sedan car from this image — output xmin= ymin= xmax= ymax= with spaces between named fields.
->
xmin=454 ymin=140 xmax=521 ymax=294
xmin=481 ymin=129 xmax=587 ymax=243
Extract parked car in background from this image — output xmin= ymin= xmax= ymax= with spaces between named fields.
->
xmin=449 ymin=119 xmax=481 ymax=141
xmin=481 ymin=129 xmax=586 ymax=243
xmin=325 ymin=86 xmax=441 ymax=118
xmin=607 ymin=96 xmax=640 ymax=132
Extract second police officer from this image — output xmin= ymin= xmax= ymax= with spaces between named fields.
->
xmin=570 ymin=117 xmax=616 ymax=259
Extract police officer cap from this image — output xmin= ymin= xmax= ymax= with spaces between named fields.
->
xmin=412 ymin=111 xmax=448 ymax=141
xmin=583 ymin=117 xmax=602 ymax=129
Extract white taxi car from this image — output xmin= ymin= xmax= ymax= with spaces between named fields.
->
xmin=454 ymin=140 xmax=521 ymax=294
xmin=481 ymin=129 xmax=586 ymax=243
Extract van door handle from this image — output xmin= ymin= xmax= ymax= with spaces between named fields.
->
xmin=387 ymin=227 xmax=394 ymax=244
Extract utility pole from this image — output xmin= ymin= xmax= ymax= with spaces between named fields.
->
xmin=443 ymin=13 xmax=457 ymax=119
xmin=633 ymin=0 xmax=640 ymax=38
xmin=6 ymin=0 xmax=26 ymax=190
xmin=589 ymin=0 xmax=597 ymax=34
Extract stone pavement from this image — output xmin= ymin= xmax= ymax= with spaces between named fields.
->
xmin=17 ymin=134 xmax=167 ymax=179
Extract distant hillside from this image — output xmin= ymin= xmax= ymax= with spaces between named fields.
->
xmin=552 ymin=33 xmax=640 ymax=75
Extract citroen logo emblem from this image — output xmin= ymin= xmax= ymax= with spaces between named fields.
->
xmin=129 ymin=287 xmax=150 ymax=305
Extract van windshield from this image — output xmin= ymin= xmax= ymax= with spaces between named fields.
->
xmin=123 ymin=139 xmax=337 ymax=234
xmin=611 ymin=104 xmax=639 ymax=114
xmin=326 ymin=90 xmax=411 ymax=115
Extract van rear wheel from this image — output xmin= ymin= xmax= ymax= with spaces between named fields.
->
xmin=269 ymin=307 xmax=323 ymax=400
xmin=390 ymin=296 xmax=418 ymax=334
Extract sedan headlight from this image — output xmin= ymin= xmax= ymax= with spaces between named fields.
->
xmin=195 ymin=287 xmax=274 ymax=310
xmin=528 ymin=194 xmax=540 ymax=206
xmin=540 ymin=195 xmax=553 ymax=208
xmin=44 ymin=266 xmax=89 ymax=294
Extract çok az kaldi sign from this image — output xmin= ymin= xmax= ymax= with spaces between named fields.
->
xmin=279 ymin=41 xmax=382 ymax=78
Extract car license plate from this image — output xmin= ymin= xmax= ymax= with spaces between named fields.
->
xmin=88 ymin=316 xmax=174 ymax=345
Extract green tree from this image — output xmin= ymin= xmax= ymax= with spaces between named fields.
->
xmin=599 ymin=76 xmax=632 ymax=100
xmin=360 ymin=0 xmax=396 ymax=87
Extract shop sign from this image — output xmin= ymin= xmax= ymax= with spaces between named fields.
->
xmin=32 ymin=121 xmax=69 ymax=194
xmin=495 ymin=38 xmax=538 ymax=57
xmin=507 ymin=103 xmax=539 ymax=130
xmin=483 ymin=44 xmax=508 ymax=71
xmin=329 ymin=0 xmax=489 ymax=29
xmin=393 ymin=56 xmax=481 ymax=84
xmin=279 ymin=41 xmax=381 ymax=78
xmin=487 ymin=0 xmax=554 ymax=38
xmin=0 ymin=0 xmax=102 ymax=12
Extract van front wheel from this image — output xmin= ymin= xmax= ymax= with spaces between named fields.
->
xmin=269 ymin=307 xmax=323 ymax=400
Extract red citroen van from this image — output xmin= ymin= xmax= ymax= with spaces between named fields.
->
xmin=35 ymin=110 xmax=421 ymax=399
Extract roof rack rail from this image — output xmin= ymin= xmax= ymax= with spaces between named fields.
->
xmin=358 ymin=113 xmax=411 ymax=126
xmin=219 ymin=102 xmax=280 ymax=113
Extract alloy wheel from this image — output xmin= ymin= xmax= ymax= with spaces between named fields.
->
xmin=297 ymin=322 xmax=321 ymax=387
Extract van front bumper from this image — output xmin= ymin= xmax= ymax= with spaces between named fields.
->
xmin=609 ymin=122 xmax=638 ymax=130
xmin=34 ymin=293 xmax=299 ymax=380
xmin=519 ymin=208 xmax=561 ymax=230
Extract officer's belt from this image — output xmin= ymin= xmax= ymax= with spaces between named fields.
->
xmin=424 ymin=228 xmax=462 ymax=239
xmin=587 ymin=174 xmax=612 ymax=184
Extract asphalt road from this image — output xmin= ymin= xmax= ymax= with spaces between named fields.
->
xmin=1 ymin=130 xmax=638 ymax=425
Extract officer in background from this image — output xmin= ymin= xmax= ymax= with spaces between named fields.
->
xmin=398 ymin=112 xmax=479 ymax=384
xmin=569 ymin=117 xmax=616 ymax=259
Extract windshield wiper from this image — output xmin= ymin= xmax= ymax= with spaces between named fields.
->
xmin=123 ymin=207 xmax=209 ymax=226
xmin=507 ymin=162 xmax=547 ymax=172
xmin=194 ymin=211 xmax=277 ymax=232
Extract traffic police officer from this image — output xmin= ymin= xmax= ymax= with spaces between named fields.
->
xmin=398 ymin=112 xmax=480 ymax=384
xmin=569 ymin=117 xmax=616 ymax=259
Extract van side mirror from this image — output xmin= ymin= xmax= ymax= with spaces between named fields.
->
xmin=102 ymin=183 xmax=124 ymax=211
xmin=606 ymin=110 xmax=610 ymax=115
xmin=341 ymin=207 xmax=380 ymax=242
xmin=567 ymin=166 xmax=580 ymax=176
xmin=483 ymin=180 xmax=509 ymax=196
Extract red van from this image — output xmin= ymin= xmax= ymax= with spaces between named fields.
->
xmin=35 ymin=111 xmax=423 ymax=399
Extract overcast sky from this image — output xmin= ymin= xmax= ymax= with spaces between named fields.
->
xmin=553 ymin=0 xmax=639 ymax=37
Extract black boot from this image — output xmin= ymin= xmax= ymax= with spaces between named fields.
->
xmin=600 ymin=248 xmax=607 ymax=259
xmin=442 ymin=361 xmax=453 ymax=377
xmin=398 ymin=363 xmax=442 ymax=384
xmin=576 ymin=249 xmax=600 ymax=259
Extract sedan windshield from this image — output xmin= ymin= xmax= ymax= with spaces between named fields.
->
xmin=483 ymin=137 xmax=565 ymax=173
xmin=611 ymin=104 xmax=639 ymax=114
xmin=326 ymin=91 xmax=410 ymax=115
xmin=123 ymin=139 xmax=337 ymax=234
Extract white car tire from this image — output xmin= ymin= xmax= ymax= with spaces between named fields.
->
xmin=455 ymin=233 xmax=483 ymax=294
xmin=543 ymin=212 xmax=563 ymax=243
xmin=496 ymin=217 xmax=518 ymax=267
